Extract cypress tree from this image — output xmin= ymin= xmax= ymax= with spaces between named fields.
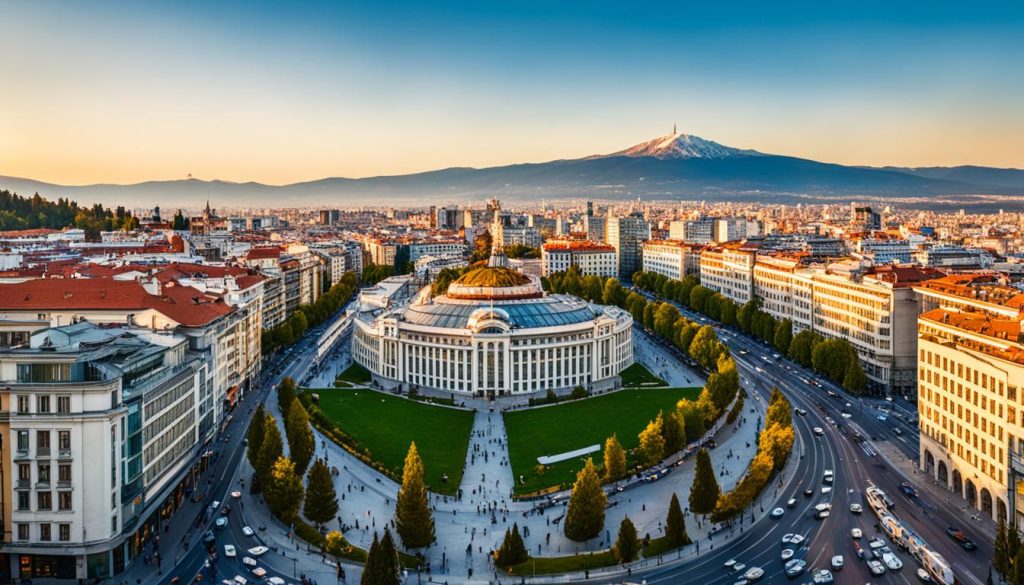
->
xmin=614 ymin=517 xmax=640 ymax=563
xmin=254 ymin=414 xmax=283 ymax=492
xmin=285 ymin=396 xmax=315 ymax=475
xmin=996 ymin=518 xmax=1010 ymax=576
xmin=603 ymin=434 xmax=627 ymax=482
xmin=376 ymin=528 xmax=401 ymax=585
xmin=1014 ymin=549 xmax=1024 ymax=585
xmin=395 ymin=442 xmax=435 ymax=548
xmin=564 ymin=458 xmax=606 ymax=542
xmin=304 ymin=459 xmax=340 ymax=528
xmin=495 ymin=524 xmax=528 ymax=567
xmin=278 ymin=377 xmax=296 ymax=418
xmin=361 ymin=533 xmax=381 ymax=585
xmin=266 ymin=457 xmax=304 ymax=524
xmin=1010 ymin=522 xmax=1022 ymax=562
xmin=246 ymin=404 xmax=266 ymax=469
xmin=662 ymin=410 xmax=686 ymax=454
xmin=665 ymin=493 xmax=690 ymax=547
xmin=689 ymin=448 xmax=720 ymax=515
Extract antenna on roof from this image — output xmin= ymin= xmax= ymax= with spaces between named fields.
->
xmin=673 ymin=122 xmax=677 ymax=135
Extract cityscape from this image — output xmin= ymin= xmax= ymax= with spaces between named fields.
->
xmin=1 ymin=2 xmax=1023 ymax=585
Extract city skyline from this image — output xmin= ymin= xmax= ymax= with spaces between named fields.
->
xmin=2 ymin=1 xmax=1023 ymax=186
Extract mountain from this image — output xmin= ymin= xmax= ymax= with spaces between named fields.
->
xmin=2 ymin=131 xmax=1023 ymax=211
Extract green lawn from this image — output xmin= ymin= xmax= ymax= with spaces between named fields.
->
xmin=308 ymin=388 xmax=473 ymax=495
xmin=336 ymin=363 xmax=372 ymax=385
xmin=619 ymin=362 xmax=668 ymax=387
xmin=504 ymin=388 xmax=700 ymax=495
xmin=508 ymin=551 xmax=618 ymax=576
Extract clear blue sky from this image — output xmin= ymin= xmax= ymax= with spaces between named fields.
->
xmin=2 ymin=0 xmax=1022 ymax=184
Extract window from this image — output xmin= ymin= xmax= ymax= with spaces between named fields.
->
xmin=17 ymin=524 xmax=29 ymax=541
xmin=59 ymin=524 xmax=70 ymax=542
xmin=17 ymin=395 xmax=29 ymax=413
xmin=16 ymin=430 xmax=28 ymax=451
xmin=59 ymin=464 xmax=71 ymax=483
xmin=39 ymin=523 xmax=50 ymax=542
xmin=17 ymin=492 xmax=29 ymax=511
xmin=37 ymin=395 xmax=50 ymax=413
xmin=58 ymin=431 xmax=70 ymax=451
xmin=57 ymin=396 xmax=71 ymax=413
xmin=37 ymin=492 xmax=51 ymax=510
xmin=37 ymin=463 xmax=50 ymax=483
xmin=36 ymin=431 xmax=50 ymax=455
xmin=18 ymin=464 xmax=30 ymax=481
xmin=58 ymin=492 xmax=71 ymax=511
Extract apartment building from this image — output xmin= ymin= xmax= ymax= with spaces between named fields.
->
xmin=244 ymin=245 xmax=321 ymax=318
xmin=699 ymin=242 xmax=758 ymax=305
xmin=541 ymin=240 xmax=617 ymax=278
xmin=642 ymin=240 xmax=701 ymax=281
xmin=0 ymin=323 xmax=209 ymax=581
xmin=668 ymin=218 xmax=715 ymax=244
xmin=583 ymin=216 xmax=606 ymax=243
xmin=408 ymin=239 xmax=468 ymax=263
xmin=606 ymin=213 xmax=651 ymax=280
xmin=914 ymin=274 xmax=1024 ymax=525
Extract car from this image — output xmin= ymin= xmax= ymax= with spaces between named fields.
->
xmin=232 ymin=576 xmax=248 ymax=585
xmin=804 ymin=488 xmax=814 ymax=497
xmin=724 ymin=559 xmax=737 ymax=570
xmin=242 ymin=557 xmax=257 ymax=567
xmin=821 ymin=486 xmax=832 ymax=494
xmin=267 ymin=578 xmax=286 ymax=585
xmin=770 ymin=507 xmax=785 ymax=519
xmin=224 ymin=544 xmax=236 ymax=557
xmin=827 ymin=390 xmax=837 ymax=397
xmin=850 ymin=528 xmax=862 ymax=539
xmin=242 ymin=526 xmax=254 ymax=537
xmin=961 ymin=540 xmax=978 ymax=551
xmin=946 ymin=527 xmax=977 ymax=550
xmin=781 ymin=548 xmax=796 ymax=561
xmin=743 ymin=567 xmax=765 ymax=582
xmin=830 ymin=555 xmax=844 ymax=571
xmin=824 ymin=416 xmax=836 ymax=425
xmin=850 ymin=504 xmax=863 ymax=514
xmin=893 ymin=427 xmax=903 ymax=435
xmin=868 ymin=560 xmax=887 ymax=576
xmin=917 ymin=568 xmax=931 ymax=581
xmin=883 ymin=552 xmax=903 ymax=570
xmin=215 ymin=517 xmax=228 ymax=530
xmin=787 ymin=498 xmax=798 ymax=508
xmin=840 ymin=412 xmax=852 ymax=419
xmin=900 ymin=482 xmax=919 ymax=498
xmin=812 ymin=569 xmax=834 ymax=584
xmin=795 ymin=408 xmax=808 ymax=416
xmin=813 ymin=427 xmax=824 ymax=436
xmin=873 ymin=546 xmax=893 ymax=560
xmin=247 ymin=546 xmax=269 ymax=557
xmin=221 ymin=504 xmax=231 ymax=516
xmin=203 ymin=530 xmax=216 ymax=546
xmin=868 ymin=537 xmax=886 ymax=550
xmin=782 ymin=533 xmax=806 ymax=546
xmin=853 ymin=541 xmax=865 ymax=559
xmin=784 ymin=559 xmax=807 ymax=578
xmin=877 ymin=414 xmax=888 ymax=421
xmin=251 ymin=567 xmax=267 ymax=578
xmin=211 ymin=500 xmax=221 ymax=510
xmin=231 ymin=490 xmax=242 ymax=499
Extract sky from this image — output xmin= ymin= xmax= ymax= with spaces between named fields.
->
xmin=1 ymin=0 xmax=1023 ymax=185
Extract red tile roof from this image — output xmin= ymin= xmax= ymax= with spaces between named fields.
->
xmin=246 ymin=247 xmax=281 ymax=260
xmin=0 ymin=278 xmax=232 ymax=327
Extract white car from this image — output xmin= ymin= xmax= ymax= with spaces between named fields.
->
xmin=733 ymin=563 xmax=747 ymax=573
xmin=770 ymin=507 xmax=785 ymax=519
xmin=267 ymin=579 xmax=286 ymax=585
xmin=840 ymin=413 xmax=852 ymax=419
xmin=724 ymin=559 xmax=737 ymax=570
xmin=784 ymin=559 xmax=807 ymax=578
xmin=788 ymin=533 xmax=806 ymax=546
xmin=831 ymin=555 xmax=844 ymax=571
xmin=224 ymin=544 xmax=236 ymax=557
xmin=231 ymin=490 xmax=242 ymax=499
xmin=812 ymin=569 xmax=834 ymax=584
xmin=883 ymin=552 xmax=903 ymax=571
xmin=850 ymin=504 xmax=863 ymax=514
xmin=247 ymin=546 xmax=269 ymax=557
xmin=251 ymin=567 xmax=267 ymax=578
xmin=877 ymin=414 xmax=888 ymax=421
xmin=813 ymin=427 xmax=824 ymax=436
xmin=850 ymin=528 xmax=862 ymax=539
xmin=868 ymin=537 xmax=886 ymax=550
xmin=868 ymin=560 xmax=886 ymax=576
xmin=781 ymin=548 xmax=795 ymax=561
xmin=743 ymin=567 xmax=765 ymax=582
xmin=821 ymin=486 xmax=832 ymax=494
xmin=787 ymin=498 xmax=798 ymax=508
xmin=241 ymin=526 xmax=254 ymax=537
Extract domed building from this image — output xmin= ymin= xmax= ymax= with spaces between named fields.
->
xmin=352 ymin=243 xmax=633 ymax=398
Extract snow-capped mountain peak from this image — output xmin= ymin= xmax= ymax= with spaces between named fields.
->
xmin=604 ymin=131 xmax=763 ymax=160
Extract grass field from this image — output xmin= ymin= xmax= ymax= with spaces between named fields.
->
xmin=504 ymin=387 xmax=701 ymax=495
xmin=310 ymin=388 xmax=473 ymax=494
xmin=336 ymin=363 xmax=372 ymax=385
xmin=619 ymin=362 xmax=667 ymax=387
xmin=508 ymin=551 xmax=617 ymax=576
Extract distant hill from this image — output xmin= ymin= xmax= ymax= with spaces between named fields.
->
xmin=2 ymin=132 xmax=1023 ymax=210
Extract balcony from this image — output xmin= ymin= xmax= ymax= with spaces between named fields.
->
xmin=15 ymin=479 xmax=29 ymax=489
xmin=57 ymin=480 xmax=72 ymax=489
xmin=57 ymin=449 xmax=72 ymax=460
xmin=36 ymin=480 xmax=50 ymax=489
xmin=14 ymin=449 xmax=30 ymax=460
xmin=37 ymin=447 xmax=51 ymax=458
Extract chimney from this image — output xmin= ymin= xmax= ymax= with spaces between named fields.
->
xmin=140 ymin=276 xmax=162 ymax=296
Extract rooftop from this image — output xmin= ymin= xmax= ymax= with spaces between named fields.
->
xmin=543 ymin=240 xmax=615 ymax=252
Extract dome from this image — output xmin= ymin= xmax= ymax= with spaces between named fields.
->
xmin=452 ymin=266 xmax=530 ymax=288
xmin=401 ymin=295 xmax=598 ymax=329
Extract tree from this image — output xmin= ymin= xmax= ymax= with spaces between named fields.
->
xmin=665 ymin=493 xmax=690 ymax=547
xmin=278 ymin=377 xmax=296 ymax=419
xmin=361 ymin=530 xmax=400 ymax=585
xmin=254 ymin=414 xmax=283 ymax=492
xmin=603 ymin=434 xmax=627 ymax=482
xmin=602 ymin=278 xmax=624 ymax=307
xmin=677 ymin=399 xmax=707 ymax=443
xmin=495 ymin=524 xmax=528 ymax=567
xmin=614 ymin=516 xmax=640 ymax=563
xmin=377 ymin=528 xmax=401 ymax=585
xmin=996 ymin=518 xmax=1010 ymax=577
xmin=689 ymin=449 xmax=720 ymax=515
xmin=1014 ymin=549 xmax=1024 ymax=585
xmin=246 ymin=404 xmax=266 ymax=469
xmin=638 ymin=414 xmax=666 ymax=467
xmin=564 ymin=458 xmax=607 ymax=542
xmin=1010 ymin=525 xmax=1023 ymax=572
xmin=788 ymin=330 xmax=821 ymax=367
xmin=662 ymin=410 xmax=686 ymax=454
xmin=266 ymin=457 xmax=304 ymax=523
xmin=688 ymin=325 xmax=723 ymax=370
xmin=324 ymin=531 xmax=350 ymax=557
xmin=773 ymin=319 xmax=793 ymax=354
xmin=395 ymin=443 xmax=435 ymax=548
xmin=843 ymin=359 xmax=868 ymax=395
xmin=304 ymin=459 xmax=339 ymax=528
xmin=285 ymin=396 xmax=315 ymax=475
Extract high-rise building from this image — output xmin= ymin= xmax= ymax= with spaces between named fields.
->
xmin=642 ymin=240 xmax=701 ymax=281
xmin=541 ymin=240 xmax=617 ymax=277
xmin=606 ymin=212 xmax=650 ymax=280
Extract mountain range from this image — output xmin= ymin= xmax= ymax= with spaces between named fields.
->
xmin=3 ymin=132 xmax=1024 ymax=211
